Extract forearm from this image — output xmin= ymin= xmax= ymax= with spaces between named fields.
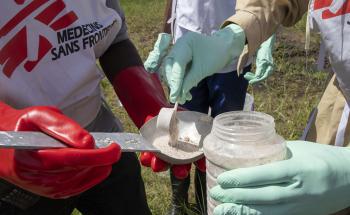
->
xmin=224 ymin=0 xmax=308 ymax=55
xmin=100 ymin=40 xmax=169 ymax=128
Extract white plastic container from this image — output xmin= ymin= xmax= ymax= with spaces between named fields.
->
xmin=203 ymin=111 xmax=286 ymax=215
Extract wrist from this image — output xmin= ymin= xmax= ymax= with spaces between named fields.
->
xmin=258 ymin=34 xmax=276 ymax=51
xmin=221 ymin=24 xmax=246 ymax=61
xmin=224 ymin=24 xmax=246 ymax=39
xmin=223 ymin=11 xmax=262 ymax=56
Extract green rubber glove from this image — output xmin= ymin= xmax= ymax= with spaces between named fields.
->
xmin=244 ymin=35 xmax=276 ymax=84
xmin=163 ymin=24 xmax=245 ymax=104
xmin=144 ymin=33 xmax=172 ymax=73
xmin=210 ymin=141 xmax=350 ymax=215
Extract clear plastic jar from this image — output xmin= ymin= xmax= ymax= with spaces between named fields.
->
xmin=203 ymin=111 xmax=286 ymax=215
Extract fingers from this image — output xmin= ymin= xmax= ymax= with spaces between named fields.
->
xmin=181 ymin=64 xmax=206 ymax=103
xmin=195 ymin=157 xmax=206 ymax=172
xmin=244 ymin=72 xmax=255 ymax=81
xmin=140 ymin=152 xmax=169 ymax=172
xmin=52 ymin=165 xmax=112 ymax=199
xmin=151 ymin=155 xmax=169 ymax=172
xmin=164 ymin=58 xmax=188 ymax=103
xmin=252 ymin=63 xmax=274 ymax=84
xmin=244 ymin=68 xmax=264 ymax=84
xmin=140 ymin=153 xmax=193 ymax=177
xmin=217 ymin=161 xmax=294 ymax=189
xmin=180 ymin=82 xmax=197 ymax=104
xmin=15 ymin=163 xmax=113 ymax=199
xmin=41 ymin=165 xmax=112 ymax=199
xmin=213 ymin=203 xmax=293 ymax=215
xmin=164 ymin=37 xmax=193 ymax=103
xmin=213 ymin=203 xmax=260 ymax=215
xmin=144 ymin=33 xmax=172 ymax=73
xmin=172 ymin=163 xmax=192 ymax=179
xmin=210 ymin=183 xmax=297 ymax=204
xmin=144 ymin=53 xmax=162 ymax=73
xmin=15 ymin=143 xmax=121 ymax=170
xmin=243 ymin=62 xmax=274 ymax=85
xmin=140 ymin=152 xmax=153 ymax=167
xmin=18 ymin=107 xmax=94 ymax=149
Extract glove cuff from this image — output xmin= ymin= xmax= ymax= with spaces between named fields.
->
xmin=112 ymin=66 xmax=170 ymax=128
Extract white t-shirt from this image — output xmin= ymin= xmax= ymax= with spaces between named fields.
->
xmin=0 ymin=0 xmax=127 ymax=126
xmin=309 ymin=0 xmax=350 ymax=104
xmin=172 ymin=0 xmax=252 ymax=73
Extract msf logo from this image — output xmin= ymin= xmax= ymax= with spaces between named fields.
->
xmin=0 ymin=0 xmax=78 ymax=78
xmin=314 ymin=0 xmax=350 ymax=19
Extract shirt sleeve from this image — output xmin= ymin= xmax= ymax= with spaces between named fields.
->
xmin=224 ymin=0 xmax=309 ymax=56
xmin=106 ymin=0 xmax=129 ymax=44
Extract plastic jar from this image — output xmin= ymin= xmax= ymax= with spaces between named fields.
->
xmin=203 ymin=111 xmax=286 ymax=215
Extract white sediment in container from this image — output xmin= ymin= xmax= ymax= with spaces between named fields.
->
xmin=153 ymin=135 xmax=200 ymax=159
xmin=203 ymin=111 xmax=287 ymax=215
xmin=140 ymin=110 xmax=212 ymax=164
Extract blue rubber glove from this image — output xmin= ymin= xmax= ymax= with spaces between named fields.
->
xmin=144 ymin=33 xmax=172 ymax=73
xmin=163 ymin=24 xmax=245 ymax=104
xmin=210 ymin=141 xmax=350 ymax=215
xmin=244 ymin=35 xmax=276 ymax=84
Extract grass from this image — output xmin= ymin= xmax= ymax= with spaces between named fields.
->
xmin=75 ymin=1 xmax=330 ymax=214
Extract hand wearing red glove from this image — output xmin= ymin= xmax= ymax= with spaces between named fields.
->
xmin=0 ymin=102 xmax=121 ymax=199
xmin=140 ymin=152 xmax=206 ymax=179
xmin=112 ymin=66 xmax=205 ymax=179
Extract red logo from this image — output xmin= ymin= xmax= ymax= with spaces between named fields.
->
xmin=314 ymin=0 xmax=350 ymax=19
xmin=0 ymin=0 xmax=78 ymax=78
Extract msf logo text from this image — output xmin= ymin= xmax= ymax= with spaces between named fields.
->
xmin=0 ymin=0 xmax=78 ymax=78
xmin=314 ymin=0 xmax=350 ymax=19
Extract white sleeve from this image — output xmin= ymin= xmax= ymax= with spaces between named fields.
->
xmin=106 ymin=0 xmax=129 ymax=43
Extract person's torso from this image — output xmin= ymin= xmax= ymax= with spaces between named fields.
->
xmin=175 ymin=0 xmax=236 ymax=36
xmin=310 ymin=0 xmax=350 ymax=104
xmin=173 ymin=0 xmax=251 ymax=73
xmin=0 ymin=0 xmax=122 ymax=126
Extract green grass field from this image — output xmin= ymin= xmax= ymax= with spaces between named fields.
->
xmin=75 ymin=1 xmax=329 ymax=214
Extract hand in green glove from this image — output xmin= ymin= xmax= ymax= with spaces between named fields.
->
xmin=144 ymin=33 xmax=172 ymax=73
xmin=244 ymin=35 xmax=276 ymax=84
xmin=210 ymin=141 xmax=350 ymax=215
xmin=163 ymin=24 xmax=246 ymax=104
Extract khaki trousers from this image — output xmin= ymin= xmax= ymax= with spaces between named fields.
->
xmin=305 ymin=75 xmax=350 ymax=215
xmin=306 ymin=75 xmax=350 ymax=147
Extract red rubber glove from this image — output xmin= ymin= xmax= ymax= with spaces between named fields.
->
xmin=0 ymin=102 xmax=121 ymax=199
xmin=140 ymin=152 xmax=205 ymax=179
xmin=113 ymin=66 xmax=205 ymax=179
